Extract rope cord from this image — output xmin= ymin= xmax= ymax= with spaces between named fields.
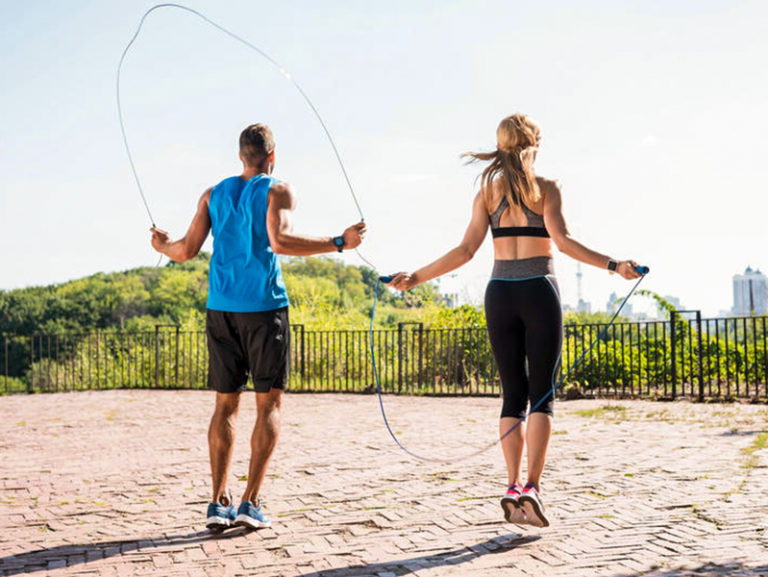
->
xmin=118 ymin=4 xmax=374 ymax=265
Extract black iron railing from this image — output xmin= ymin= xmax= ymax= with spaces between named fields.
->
xmin=2 ymin=314 xmax=767 ymax=399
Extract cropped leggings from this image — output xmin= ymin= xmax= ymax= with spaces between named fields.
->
xmin=484 ymin=275 xmax=562 ymax=418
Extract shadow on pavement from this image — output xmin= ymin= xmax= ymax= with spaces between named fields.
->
xmin=0 ymin=527 xmax=250 ymax=576
xmin=0 ymin=530 xmax=537 ymax=576
xmin=621 ymin=563 xmax=768 ymax=577
xmin=294 ymin=533 xmax=541 ymax=577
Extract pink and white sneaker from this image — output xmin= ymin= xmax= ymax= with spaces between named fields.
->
xmin=518 ymin=482 xmax=550 ymax=527
xmin=500 ymin=483 xmax=527 ymax=524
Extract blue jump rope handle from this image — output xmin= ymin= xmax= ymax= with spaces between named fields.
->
xmin=379 ymin=275 xmax=394 ymax=283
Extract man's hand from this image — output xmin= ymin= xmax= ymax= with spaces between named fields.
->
xmin=150 ymin=227 xmax=171 ymax=255
xmin=342 ymin=221 xmax=367 ymax=250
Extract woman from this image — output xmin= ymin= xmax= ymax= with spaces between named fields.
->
xmin=388 ymin=114 xmax=641 ymax=527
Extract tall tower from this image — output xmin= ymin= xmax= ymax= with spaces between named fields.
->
xmin=576 ymin=263 xmax=583 ymax=304
xmin=575 ymin=263 xmax=590 ymax=312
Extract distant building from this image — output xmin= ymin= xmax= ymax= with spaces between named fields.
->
xmin=607 ymin=292 xmax=633 ymax=317
xmin=664 ymin=295 xmax=682 ymax=310
xmin=733 ymin=266 xmax=768 ymax=315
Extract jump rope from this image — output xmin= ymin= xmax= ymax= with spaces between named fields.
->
xmin=118 ymin=4 xmax=649 ymax=464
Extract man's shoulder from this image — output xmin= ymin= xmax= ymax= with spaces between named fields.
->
xmin=267 ymin=180 xmax=295 ymax=209
xmin=268 ymin=179 xmax=288 ymax=189
xmin=268 ymin=180 xmax=294 ymax=197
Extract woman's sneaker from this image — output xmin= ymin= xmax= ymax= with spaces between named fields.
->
xmin=234 ymin=500 xmax=271 ymax=529
xmin=500 ymin=483 xmax=527 ymax=524
xmin=518 ymin=482 xmax=550 ymax=527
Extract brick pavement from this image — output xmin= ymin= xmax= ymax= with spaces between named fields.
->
xmin=1 ymin=390 xmax=767 ymax=577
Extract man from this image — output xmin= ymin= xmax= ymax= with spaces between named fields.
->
xmin=150 ymin=123 xmax=366 ymax=530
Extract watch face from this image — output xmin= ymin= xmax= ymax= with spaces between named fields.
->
xmin=334 ymin=236 xmax=344 ymax=247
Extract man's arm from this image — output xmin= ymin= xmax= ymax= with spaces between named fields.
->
xmin=266 ymin=182 xmax=365 ymax=256
xmin=150 ymin=188 xmax=212 ymax=262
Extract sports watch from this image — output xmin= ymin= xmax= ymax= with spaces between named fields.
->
xmin=333 ymin=235 xmax=345 ymax=252
xmin=607 ymin=259 xmax=618 ymax=272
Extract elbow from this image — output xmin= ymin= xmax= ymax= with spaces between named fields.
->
xmin=175 ymin=248 xmax=196 ymax=262
xmin=460 ymin=245 xmax=476 ymax=263
xmin=270 ymin=236 xmax=292 ymax=256
xmin=551 ymin=235 xmax=571 ymax=256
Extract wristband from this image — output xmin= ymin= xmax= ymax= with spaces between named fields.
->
xmin=607 ymin=259 xmax=618 ymax=272
xmin=332 ymin=235 xmax=345 ymax=252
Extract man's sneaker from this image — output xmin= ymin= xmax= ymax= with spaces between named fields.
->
xmin=500 ymin=483 xmax=527 ymax=524
xmin=518 ymin=482 xmax=550 ymax=528
xmin=206 ymin=501 xmax=236 ymax=530
xmin=234 ymin=500 xmax=271 ymax=529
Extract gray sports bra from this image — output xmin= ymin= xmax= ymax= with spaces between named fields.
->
xmin=489 ymin=196 xmax=549 ymax=238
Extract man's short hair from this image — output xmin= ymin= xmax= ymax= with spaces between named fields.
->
xmin=239 ymin=124 xmax=275 ymax=167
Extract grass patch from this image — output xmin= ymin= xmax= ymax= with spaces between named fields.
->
xmin=575 ymin=405 xmax=627 ymax=419
xmin=741 ymin=432 xmax=768 ymax=471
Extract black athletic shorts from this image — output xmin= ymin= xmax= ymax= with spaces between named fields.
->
xmin=206 ymin=307 xmax=290 ymax=394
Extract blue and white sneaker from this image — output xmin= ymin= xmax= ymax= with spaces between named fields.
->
xmin=206 ymin=501 xmax=236 ymax=530
xmin=234 ymin=500 xmax=271 ymax=529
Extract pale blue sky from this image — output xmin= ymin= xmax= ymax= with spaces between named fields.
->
xmin=1 ymin=0 xmax=766 ymax=316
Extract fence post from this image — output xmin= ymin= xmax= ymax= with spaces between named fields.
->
xmin=174 ymin=325 xmax=180 ymax=387
xmin=154 ymin=325 xmax=160 ymax=387
xmin=670 ymin=311 xmax=677 ymax=399
xmin=299 ymin=325 xmax=305 ymax=378
xmin=418 ymin=323 xmax=424 ymax=391
xmin=397 ymin=323 xmax=403 ymax=394
xmin=696 ymin=311 xmax=704 ymax=401
xmin=28 ymin=335 xmax=34 ymax=393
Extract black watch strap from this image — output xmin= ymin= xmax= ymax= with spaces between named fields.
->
xmin=607 ymin=259 xmax=618 ymax=272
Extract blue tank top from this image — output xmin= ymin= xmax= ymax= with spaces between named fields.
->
xmin=206 ymin=174 xmax=290 ymax=312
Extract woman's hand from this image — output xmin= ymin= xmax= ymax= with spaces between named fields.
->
xmin=388 ymin=272 xmax=419 ymax=291
xmin=617 ymin=260 xmax=643 ymax=280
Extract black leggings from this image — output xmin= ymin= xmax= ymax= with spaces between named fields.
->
xmin=485 ymin=277 xmax=562 ymax=418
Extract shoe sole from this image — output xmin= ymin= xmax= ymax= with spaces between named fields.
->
xmin=234 ymin=514 xmax=271 ymax=529
xmin=518 ymin=495 xmax=549 ymax=528
xmin=501 ymin=496 xmax=531 ymax=525
xmin=206 ymin=516 xmax=232 ymax=530
xmin=500 ymin=496 xmax=521 ymax=524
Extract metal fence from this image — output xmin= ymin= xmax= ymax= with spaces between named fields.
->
xmin=2 ymin=313 xmax=767 ymax=399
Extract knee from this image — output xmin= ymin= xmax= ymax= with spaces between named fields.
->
xmin=212 ymin=394 xmax=240 ymax=425
xmin=257 ymin=393 xmax=281 ymax=424
xmin=258 ymin=401 xmax=281 ymax=426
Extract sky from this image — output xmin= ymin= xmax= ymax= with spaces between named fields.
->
xmin=1 ymin=0 xmax=766 ymax=317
